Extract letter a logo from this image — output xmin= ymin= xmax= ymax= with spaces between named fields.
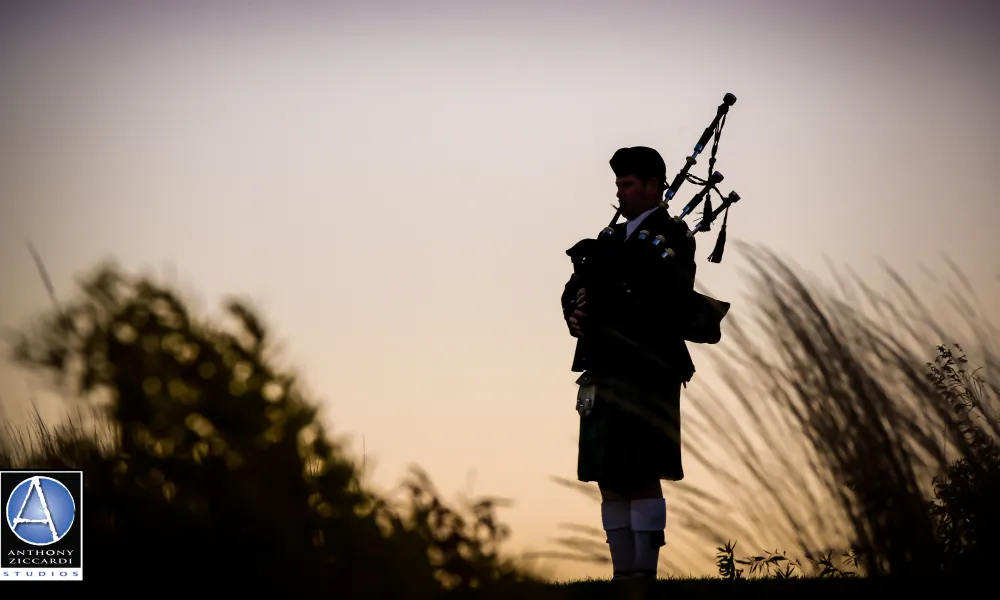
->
xmin=5 ymin=476 xmax=76 ymax=546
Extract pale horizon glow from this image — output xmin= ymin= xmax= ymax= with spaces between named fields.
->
xmin=1 ymin=0 xmax=998 ymax=581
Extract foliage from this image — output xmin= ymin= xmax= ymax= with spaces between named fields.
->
xmin=3 ymin=262 xmax=538 ymax=597
xmin=926 ymin=344 xmax=1000 ymax=575
xmin=714 ymin=539 xmax=862 ymax=580
xmin=713 ymin=343 xmax=998 ymax=580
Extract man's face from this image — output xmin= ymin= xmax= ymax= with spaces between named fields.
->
xmin=615 ymin=175 xmax=660 ymax=219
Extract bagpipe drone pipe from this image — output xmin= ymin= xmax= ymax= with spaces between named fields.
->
xmin=566 ymin=93 xmax=742 ymax=360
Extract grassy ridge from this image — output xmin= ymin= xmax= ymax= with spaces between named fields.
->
xmin=2 ymin=246 xmax=996 ymax=597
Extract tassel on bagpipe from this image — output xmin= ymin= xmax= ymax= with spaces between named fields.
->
xmin=566 ymin=93 xmax=744 ymax=346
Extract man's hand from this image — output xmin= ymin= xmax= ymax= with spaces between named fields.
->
xmin=568 ymin=288 xmax=587 ymax=337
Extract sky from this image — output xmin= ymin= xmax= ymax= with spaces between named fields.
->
xmin=1 ymin=0 xmax=998 ymax=581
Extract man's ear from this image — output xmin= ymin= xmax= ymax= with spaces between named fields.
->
xmin=644 ymin=178 xmax=661 ymax=196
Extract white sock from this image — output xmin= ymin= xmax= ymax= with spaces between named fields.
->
xmin=601 ymin=500 xmax=634 ymax=577
xmin=630 ymin=497 xmax=666 ymax=576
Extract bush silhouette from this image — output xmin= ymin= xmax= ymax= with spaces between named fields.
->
xmin=926 ymin=344 xmax=1000 ymax=575
xmin=4 ymin=261 xmax=538 ymax=597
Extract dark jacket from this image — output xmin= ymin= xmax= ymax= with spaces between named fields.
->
xmin=561 ymin=205 xmax=697 ymax=384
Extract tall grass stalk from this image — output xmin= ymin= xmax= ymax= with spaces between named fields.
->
xmin=545 ymin=243 xmax=997 ymax=578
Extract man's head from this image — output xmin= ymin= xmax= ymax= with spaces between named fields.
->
xmin=609 ymin=146 xmax=666 ymax=220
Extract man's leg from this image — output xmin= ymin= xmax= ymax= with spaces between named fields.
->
xmin=629 ymin=479 xmax=665 ymax=579
xmin=598 ymin=483 xmax=635 ymax=580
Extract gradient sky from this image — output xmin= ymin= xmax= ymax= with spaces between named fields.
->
xmin=2 ymin=0 xmax=998 ymax=581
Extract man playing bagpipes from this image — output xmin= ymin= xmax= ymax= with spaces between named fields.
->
xmin=560 ymin=146 xmax=696 ymax=581
xmin=561 ymin=93 xmax=739 ymax=582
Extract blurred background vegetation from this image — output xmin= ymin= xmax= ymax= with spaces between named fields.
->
xmin=1 ymin=258 xmax=539 ymax=598
xmin=1 ymin=244 xmax=996 ymax=597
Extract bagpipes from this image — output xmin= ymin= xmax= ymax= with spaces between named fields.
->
xmin=566 ymin=93 xmax=742 ymax=346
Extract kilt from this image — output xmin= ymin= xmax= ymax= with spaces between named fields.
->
xmin=575 ymin=371 xmax=684 ymax=484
